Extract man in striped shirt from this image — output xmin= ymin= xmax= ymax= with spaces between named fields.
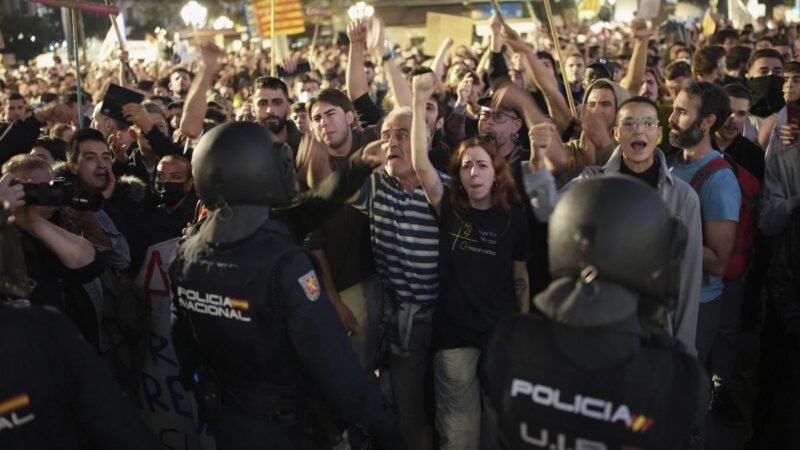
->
xmin=352 ymin=107 xmax=442 ymax=450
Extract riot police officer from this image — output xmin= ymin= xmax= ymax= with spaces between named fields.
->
xmin=483 ymin=175 xmax=706 ymax=450
xmin=170 ymin=121 xmax=403 ymax=450
xmin=0 ymin=207 xmax=160 ymax=450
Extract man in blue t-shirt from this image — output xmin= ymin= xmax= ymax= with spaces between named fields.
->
xmin=668 ymin=80 xmax=740 ymax=368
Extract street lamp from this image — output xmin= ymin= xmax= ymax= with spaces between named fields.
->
xmin=348 ymin=1 xmax=375 ymax=20
xmin=181 ymin=0 xmax=208 ymax=42
xmin=213 ymin=16 xmax=234 ymax=30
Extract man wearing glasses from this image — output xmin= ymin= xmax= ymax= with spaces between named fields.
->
xmin=522 ymin=96 xmax=703 ymax=355
xmin=476 ymin=96 xmax=523 ymax=160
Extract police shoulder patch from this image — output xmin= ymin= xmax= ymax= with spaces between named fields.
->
xmin=298 ymin=270 xmax=321 ymax=302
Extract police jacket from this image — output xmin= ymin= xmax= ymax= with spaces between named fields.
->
xmin=483 ymin=314 xmax=705 ymax=450
xmin=170 ymin=219 xmax=398 ymax=441
xmin=0 ymin=302 xmax=160 ymax=450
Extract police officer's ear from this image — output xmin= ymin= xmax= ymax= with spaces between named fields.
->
xmin=345 ymin=110 xmax=355 ymax=127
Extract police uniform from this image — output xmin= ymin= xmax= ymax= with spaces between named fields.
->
xmin=0 ymin=302 xmax=160 ymax=450
xmin=170 ymin=121 xmax=401 ymax=450
xmin=484 ymin=315 xmax=704 ymax=450
xmin=483 ymin=175 xmax=706 ymax=450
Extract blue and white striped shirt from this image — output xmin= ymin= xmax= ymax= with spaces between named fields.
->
xmin=352 ymin=171 xmax=442 ymax=304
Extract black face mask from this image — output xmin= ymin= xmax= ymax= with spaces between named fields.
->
xmin=748 ymin=75 xmax=786 ymax=118
xmin=155 ymin=181 xmax=186 ymax=206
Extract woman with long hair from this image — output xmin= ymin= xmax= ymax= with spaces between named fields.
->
xmin=410 ymin=73 xmax=530 ymax=450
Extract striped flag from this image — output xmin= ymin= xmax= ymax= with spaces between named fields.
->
xmin=249 ymin=0 xmax=306 ymax=37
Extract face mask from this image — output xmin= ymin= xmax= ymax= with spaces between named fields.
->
xmin=155 ymin=181 xmax=186 ymax=206
xmin=748 ymin=75 xmax=786 ymax=118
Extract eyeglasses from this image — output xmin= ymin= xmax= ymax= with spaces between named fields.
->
xmin=617 ymin=119 xmax=660 ymax=132
xmin=478 ymin=110 xmax=519 ymax=124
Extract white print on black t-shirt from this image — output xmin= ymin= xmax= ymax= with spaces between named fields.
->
xmin=448 ymin=221 xmax=497 ymax=256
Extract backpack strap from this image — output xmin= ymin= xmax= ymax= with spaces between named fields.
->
xmin=689 ymin=157 xmax=731 ymax=193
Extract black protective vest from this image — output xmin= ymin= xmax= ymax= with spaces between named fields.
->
xmin=484 ymin=315 xmax=703 ymax=450
xmin=171 ymin=223 xmax=305 ymax=414
xmin=0 ymin=305 xmax=85 ymax=449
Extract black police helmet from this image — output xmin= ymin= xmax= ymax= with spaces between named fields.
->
xmin=192 ymin=121 xmax=296 ymax=208
xmin=548 ymin=174 xmax=687 ymax=309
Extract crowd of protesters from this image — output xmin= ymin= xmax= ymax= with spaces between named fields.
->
xmin=1 ymin=8 xmax=800 ymax=449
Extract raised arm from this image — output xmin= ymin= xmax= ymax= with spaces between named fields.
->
xmin=411 ymin=72 xmax=444 ymax=214
xmin=180 ymin=42 xmax=223 ymax=139
xmin=431 ymin=37 xmax=454 ymax=82
xmin=346 ymin=20 xmax=371 ymax=102
xmin=370 ymin=18 xmax=412 ymax=108
xmin=619 ymin=19 xmax=651 ymax=96
xmin=502 ymin=29 xmax=573 ymax=134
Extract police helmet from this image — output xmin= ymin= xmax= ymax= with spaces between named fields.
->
xmin=192 ymin=121 xmax=296 ymax=208
xmin=547 ymin=175 xmax=686 ymax=311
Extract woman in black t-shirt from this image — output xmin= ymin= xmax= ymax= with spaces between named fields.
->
xmin=411 ymin=73 xmax=530 ymax=450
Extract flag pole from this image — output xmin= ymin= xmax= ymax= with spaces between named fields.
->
xmin=103 ymin=0 xmax=125 ymax=51
xmin=270 ymin=0 xmax=276 ymax=76
xmin=541 ymin=0 xmax=576 ymax=116
xmin=70 ymin=7 xmax=84 ymax=128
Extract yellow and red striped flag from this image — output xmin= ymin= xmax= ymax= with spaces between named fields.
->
xmin=251 ymin=0 xmax=306 ymax=37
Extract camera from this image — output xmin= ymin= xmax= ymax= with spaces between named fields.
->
xmin=17 ymin=178 xmax=103 ymax=211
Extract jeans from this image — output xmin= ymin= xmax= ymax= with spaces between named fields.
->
xmin=696 ymin=297 xmax=723 ymax=368
xmin=710 ymin=277 xmax=745 ymax=389
xmin=434 ymin=347 xmax=482 ymax=450
xmin=388 ymin=319 xmax=434 ymax=450
xmin=340 ymin=274 xmax=383 ymax=370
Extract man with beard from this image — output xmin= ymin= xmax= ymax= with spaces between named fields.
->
xmin=668 ymin=81 xmax=740 ymax=371
xmin=169 ymin=68 xmax=192 ymax=99
xmin=251 ymin=76 xmax=302 ymax=156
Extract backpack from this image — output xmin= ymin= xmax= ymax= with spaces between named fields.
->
xmin=689 ymin=153 xmax=761 ymax=280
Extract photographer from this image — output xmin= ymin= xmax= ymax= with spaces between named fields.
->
xmin=0 ymin=158 xmax=102 ymax=309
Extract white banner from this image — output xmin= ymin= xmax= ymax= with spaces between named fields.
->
xmin=135 ymin=238 xmax=216 ymax=450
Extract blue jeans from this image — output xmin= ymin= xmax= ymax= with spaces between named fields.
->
xmin=434 ymin=347 xmax=481 ymax=450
